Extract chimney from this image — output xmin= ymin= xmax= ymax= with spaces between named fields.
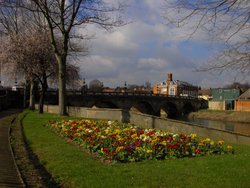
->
xmin=167 ymin=73 xmax=173 ymax=82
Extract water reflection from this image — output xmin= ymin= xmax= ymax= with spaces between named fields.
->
xmin=183 ymin=118 xmax=250 ymax=136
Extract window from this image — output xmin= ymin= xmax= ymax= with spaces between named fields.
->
xmin=161 ymin=88 xmax=167 ymax=94
xmin=169 ymin=87 xmax=175 ymax=95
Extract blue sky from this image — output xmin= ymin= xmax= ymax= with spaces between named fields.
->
xmin=77 ymin=0 xmax=249 ymax=89
xmin=1 ymin=0 xmax=248 ymax=89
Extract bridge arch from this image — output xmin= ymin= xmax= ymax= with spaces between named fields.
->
xmin=130 ymin=101 xmax=154 ymax=115
xmin=160 ymin=102 xmax=179 ymax=118
xmin=182 ymin=102 xmax=195 ymax=115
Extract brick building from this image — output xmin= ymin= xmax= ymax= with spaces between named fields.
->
xmin=153 ymin=73 xmax=198 ymax=97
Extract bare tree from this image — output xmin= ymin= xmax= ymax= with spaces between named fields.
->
xmin=163 ymin=0 xmax=250 ymax=75
xmin=1 ymin=29 xmax=80 ymax=113
xmin=0 ymin=1 xmax=83 ymax=113
xmin=22 ymin=0 xmax=126 ymax=115
xmin=1 ymin=30 xmax=56 ymax=112
xmin=0 ymin=0 xmax=22 ymax=35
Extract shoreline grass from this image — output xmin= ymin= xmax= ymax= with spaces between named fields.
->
xmin=21 ymin=111 xmax=250 ymax=187
xmin=189 ymin=110 xmax=250 ymax=123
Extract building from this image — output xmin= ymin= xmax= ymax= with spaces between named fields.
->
xmin=209 ymin=88 xmax=241 ymax=110
xmin=234 ymin=88 xmax=250 ymax=111
xmin=198 ymin=88 xmax=212 ymax=101
xmin=153 ymin=73 xmax=198 ymax=97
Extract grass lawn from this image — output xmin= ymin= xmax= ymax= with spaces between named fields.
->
xmin=20 ymin=111 xmax=250 ymax=188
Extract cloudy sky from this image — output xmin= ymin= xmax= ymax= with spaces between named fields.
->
xmin=45 ymin=1 xmax=250 ymax=89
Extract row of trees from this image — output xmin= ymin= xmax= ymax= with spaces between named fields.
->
xmin=0 ymin=0 xmax=125 ymax=114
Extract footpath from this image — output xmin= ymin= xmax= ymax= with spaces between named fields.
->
xmin=0 ymin=109 xmax=24 ymax=187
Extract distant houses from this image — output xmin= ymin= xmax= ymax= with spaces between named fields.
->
xmin=208 ymin=88 xmax=250 ymax=111
xmin=209 ymin=88 xmax=241 ymax=110
xmin=153 ymin=73 xmax=198 ymax=97
xmin=80 ymin=74 xmax=250 ymax=112
xmin=198 ymin=89 xmax=212 ymax=101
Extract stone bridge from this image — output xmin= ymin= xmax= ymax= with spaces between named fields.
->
xmin=45 ymin=91 xmax=207 ymax=118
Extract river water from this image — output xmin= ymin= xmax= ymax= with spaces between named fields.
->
xmin=182 ymin=118 xmax=250 ymax=136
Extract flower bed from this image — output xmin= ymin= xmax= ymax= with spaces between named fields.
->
xmin=48 ymin=119 xmax=233 ymax=162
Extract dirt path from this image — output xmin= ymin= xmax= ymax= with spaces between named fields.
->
xmin=0 ymin=109 xmax=24 ymax=187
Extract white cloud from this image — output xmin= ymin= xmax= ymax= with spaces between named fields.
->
xmin=73 ymin=0 xmax=243 ymax=88
xmin=138 ymin=58 xmax=168 ymax=70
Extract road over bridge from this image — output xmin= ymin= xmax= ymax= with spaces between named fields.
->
xmin=45 ymin=91 xmax=207 ymax=118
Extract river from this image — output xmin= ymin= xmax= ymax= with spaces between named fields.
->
xmin=181 ymin=118 xmax=250 ymax=136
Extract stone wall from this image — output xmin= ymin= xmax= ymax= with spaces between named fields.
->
xmin=37 ymin=104 xmax=250 ymax=145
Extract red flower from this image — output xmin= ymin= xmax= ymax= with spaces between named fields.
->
xmin=134 ymin=140 xmax=141 ymax=147
xmin=137 ymin=128 xmax=144 ymax=136
xmin=195 ymin=149 xmax=201 ymax=153
xmin=147 ymin=130 xmax=156 ymax=136
xmin=103 ymin=147 xmax=110 ymax=152
xmin=167 ymin=144 xmax=179 ymax=149
xmin=166 ymin=136 xmax=173 ymax=142
xmin=180 ymin=134 xmax=186 ymax=140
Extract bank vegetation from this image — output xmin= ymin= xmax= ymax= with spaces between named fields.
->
xmin=188 ymin=110 xmax=250 ymax=124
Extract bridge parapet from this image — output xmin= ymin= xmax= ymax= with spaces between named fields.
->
xmin=44 ymin=91 xmax=207 ymax=118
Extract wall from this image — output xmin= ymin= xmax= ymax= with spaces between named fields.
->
xmin=209 ymin=101 xmax=225 ymax=110
xmin=235 ymin=100 xmax=250 ymax=112
xmin=38 ymin=104 xmax=250 ymax=145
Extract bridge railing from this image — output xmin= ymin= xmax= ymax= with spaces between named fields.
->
xmin=45 ymin=90 xmax=200 ymax=100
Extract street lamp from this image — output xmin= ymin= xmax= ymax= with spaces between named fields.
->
xmin=124 ymin=81 xmax=127 ymax=93
xmin=0 ymin=31 xmax=2 ymax=86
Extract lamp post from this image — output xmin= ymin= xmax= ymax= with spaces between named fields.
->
xmin=0 ymin=31 xmax=2 ymax=86
xmin=124 ymin=81 xmax=127 ymax=94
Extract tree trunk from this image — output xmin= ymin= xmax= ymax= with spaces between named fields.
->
xmin=57 ymin=55 xmax=67 ymax=115
xmin=23 ymin=82 xmax=27 ymax=109
xmin=29 ymin=80 xmax=35 ymax=110
xmin=38 ymin=91 xmax=44 ymax=113
xmin=38 ymin=75 xmax=48 ymax=114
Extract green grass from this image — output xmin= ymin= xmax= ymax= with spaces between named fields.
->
xmin=21 ymin=111 xmax=250 ymax=188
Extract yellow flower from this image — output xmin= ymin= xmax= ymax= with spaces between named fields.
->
xmin=227 ymin=145 xmax=233 ymax=151
xmin=116 ymin=146 xmax=125 ymax=152
xmin=198 ymin=142 xmax=205 ymax=147
xmin=136 ymin=147 xmax=142 ymax=151
xmin=205 ymin=138 xmax=211 ymax=143
xmin=146 ymin=149 xmax=153 ymax=153
xmin=131 ymin=134 xmax=138 ymax=139
xmin=161 ymin=141 xmax=167 ymax=146
xmin=210 ymin=141 xmax=214 ymax=145
xmin=114 ymin=129 xmax=122 ymax=134
xmin=190 ymin=133 xmax=197 ymax=140
xmin=218 ymin=140 xmax=224 ymax=145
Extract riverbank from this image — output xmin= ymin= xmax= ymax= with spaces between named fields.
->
xmin=188 ymin=110 xmax=250 ymax=123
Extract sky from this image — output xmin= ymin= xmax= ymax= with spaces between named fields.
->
xmin=1 ymin=0 xmax=248 ymax=88
xmin=74 ymin=0 xmax=249 ymax=89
